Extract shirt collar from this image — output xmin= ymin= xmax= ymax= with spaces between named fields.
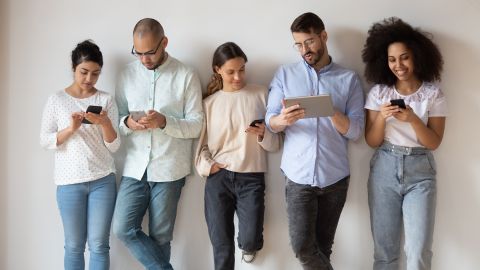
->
xmin=303 ymin=55 xmax=333 ymax=74
xmin=137 ymin=52 xmax=171 ymax=73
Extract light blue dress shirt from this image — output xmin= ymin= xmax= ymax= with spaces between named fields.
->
xmin=266 ymin=58 xmax=365 ymax=188
xmin=116 ymin=54 xmax=203 ymax=182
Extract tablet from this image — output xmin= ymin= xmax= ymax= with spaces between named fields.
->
xmin=284 ymin=94 xmax=334 ymax=118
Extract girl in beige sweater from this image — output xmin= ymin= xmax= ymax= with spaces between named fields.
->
xmin=195 ymin=42 xmax=280 ymax=269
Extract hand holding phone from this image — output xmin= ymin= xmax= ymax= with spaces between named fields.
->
xmin=390 ymin=99 xmax=406 ymax=109
xmin=130 ymin=111 xmax=147 ymax=122
xmin=82 ymin=105 xmax=102 ymax=124
xmin=249 ymin=119 xmax=264 ymax=127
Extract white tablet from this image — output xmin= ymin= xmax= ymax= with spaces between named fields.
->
xmin=284 ymin=94 xmax=334 ymax=118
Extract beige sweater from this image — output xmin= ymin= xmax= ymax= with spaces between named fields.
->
xmin=195 ymin=84 xmax=281 ymax=177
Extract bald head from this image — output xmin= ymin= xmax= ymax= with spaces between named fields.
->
xmin=133 ymin=18 xmax=164 ymax=39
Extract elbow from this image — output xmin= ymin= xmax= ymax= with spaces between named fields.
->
xmin=365 ymin=136 xmax=383 ymax=148
xmin=425 ymin=141 xmax=441 ymax=151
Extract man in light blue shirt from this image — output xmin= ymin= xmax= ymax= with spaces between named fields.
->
xmin=266 ymin=12 xmax=365 ymax=270
xmin=112 ymin=18 xmax=203 ymax=269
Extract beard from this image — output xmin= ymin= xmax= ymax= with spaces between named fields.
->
xmin=302 ymin=45 xmax=325 ymax=67
xmin=145 ymin=51 xmax=167 ymax=70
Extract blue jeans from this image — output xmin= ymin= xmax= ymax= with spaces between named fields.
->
xmin=369 ymin=142 xmax=437 ymax=270
xmin=112 ymin=173 xmax=185 ymax=270
xmin=205 ymin=169 xmax=265 ymax=270
xmin=285 ymin=176 xmax=349 ymax=270
xmin=56 ymin=173 xmax=116 ymax=270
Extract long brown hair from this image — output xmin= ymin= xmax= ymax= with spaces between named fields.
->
xmin=205 ymin=42 xmax=248 ymax=97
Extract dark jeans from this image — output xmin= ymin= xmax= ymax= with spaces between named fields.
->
xmin=205 ymin=169 xmax=265 ymax=270
xmin=286 ymin=176 xmax=349 ymax=270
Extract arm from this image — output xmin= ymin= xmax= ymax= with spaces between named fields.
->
xmin=246 ymin=122 xmax=281 ymax=152
xmin=162 ymin=72 xmax=204 ymax=139
xmin=115 ymin=73 xmax=134 ymax=136
xmin=266 ymin=70 xmax=305 ymax=133
xmin=365 ymin=109 xmax=386 ymax=147
xmin=336 ymin=74 xmax=365 ymax=140
xmin=269 ymin=100 xmax=305 ymax=132
xmin=194 ymin=116 xmax=226 ymax=177
xmin=40 ymin=96 xmax=82 ymax=149
xmin=84 ymin=97 xmax=121 ymax=152
xmin=394 ymin=108 xmax=445 ymax=150
xmin=55 ymin=113 xmax=83 ymax=146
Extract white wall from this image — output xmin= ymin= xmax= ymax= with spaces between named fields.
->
xmin=3 ymin=0 xmax=480 ymax=269
xmin=1 ymin=0 xmax=9 ymax=269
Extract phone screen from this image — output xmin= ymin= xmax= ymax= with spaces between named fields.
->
xmin=82 ymin=105 xmax=102 ymax=124
xmin=130 ymin=111 xmax=147 ymax=121
xmin=390 ymin=99 xmax=406 ymax=109
xmin=249 ymin=119 xmax=264 ymax=127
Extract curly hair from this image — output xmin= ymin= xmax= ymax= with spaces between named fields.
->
xmin=362 ymin=17 xmax=443 ymax=86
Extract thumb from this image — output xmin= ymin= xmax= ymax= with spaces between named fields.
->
xmin=281 ymin=99 xmax=286 ymax=109
xmin=217 ymin=163 xmax=228 ymax=168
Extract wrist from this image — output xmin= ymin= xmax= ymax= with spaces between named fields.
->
xmin=67 ymin=126 xmax=76 ymax=134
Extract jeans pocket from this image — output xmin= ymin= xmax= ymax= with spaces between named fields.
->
xmin=369 ymin=149 xmax=380 ymax=169
xmin=426 ymin=152 xmax=437 ymax=175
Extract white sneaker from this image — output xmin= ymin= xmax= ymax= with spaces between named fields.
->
xmin=241 ymin=250 xmax=257 ymax=263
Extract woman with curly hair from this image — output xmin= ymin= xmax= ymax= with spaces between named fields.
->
xmin=362 ymin=18 xmax=447 ymax=270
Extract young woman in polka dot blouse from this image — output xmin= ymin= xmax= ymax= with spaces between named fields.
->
xmin=40 ymin=40 xmax=120 ymax=270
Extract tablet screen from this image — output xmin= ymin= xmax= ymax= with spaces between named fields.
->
xmin=284 ymin=95 xmax=334 ymax=118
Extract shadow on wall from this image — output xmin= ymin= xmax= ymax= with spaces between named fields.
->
xmin=0 ymin=0 xmax=9 ymax=269
xmin=430 ymin=31 xmax=480 ymax=269
xmin=329 ymin=26 xmax=368 ymax=89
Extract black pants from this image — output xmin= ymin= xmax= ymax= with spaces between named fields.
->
xmin=205 ymin=169 xmax=265 ymax=270
xmin=286 ymin=176 xmax=349 ymax=270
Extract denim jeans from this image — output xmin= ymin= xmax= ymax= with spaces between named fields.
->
xmin=112 ymin=173 xmax=185 ymax=270
xmin=56 ymin=173 xmax=116 ymax=270
xmin=205 ymin=169 xmax=265 ymax=270
xmin=368 ymin=142 xmax=437 ymax=270
xmin=286 ymin=176 xmax=349 ymax=270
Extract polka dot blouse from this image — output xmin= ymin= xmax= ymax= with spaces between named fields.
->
xmin=40 ymin=90 xmax=120 ymax=185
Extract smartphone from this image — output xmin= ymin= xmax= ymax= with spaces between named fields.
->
xmin=390 ymin=99 xmax=406 ymax=109
xmin=249 ymin=119 xmax=264 ymax=127
xmin=82 ymin=105 xmax=102 ymax=124
xmin=130 ymin=110 xmax=147 ymax=122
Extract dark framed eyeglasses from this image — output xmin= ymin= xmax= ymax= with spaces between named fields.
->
xmin=131 ymin=37 xmax=164 ymax=58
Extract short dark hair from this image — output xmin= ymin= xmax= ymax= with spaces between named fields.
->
xmin=362 ymin=17 xmax=443 ymax=85
xmin=290 ymin=12 xmax=325 ymax=34
xmin=206 ymin=42 xmax=248 ymax=96
xmin=71 ymin=40 xmax=103 ymax=70
xmin=133 ymin=18 xmax=164 ymax=38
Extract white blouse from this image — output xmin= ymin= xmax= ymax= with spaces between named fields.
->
xmin=365 ymin=82 xmax=448 ymax=147
xmin=40 ymin=90 xmax=120 ymax=185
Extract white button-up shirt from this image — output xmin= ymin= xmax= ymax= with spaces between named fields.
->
xmin=116 ymin=54 xmax=203 ymax=182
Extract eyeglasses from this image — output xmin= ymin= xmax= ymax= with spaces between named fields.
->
xmin=293 ymin=36 xmax=319 ymax=51
xmin=131 ymin=37 xmax=164 ymax=58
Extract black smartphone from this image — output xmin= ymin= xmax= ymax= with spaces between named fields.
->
xmin=390 ymin=99 xmax=406 ymax=109
xmin=249 ymin=119 xmax=264 ymax=127
xmin=82 ymin=105 xmax=102 ymax=124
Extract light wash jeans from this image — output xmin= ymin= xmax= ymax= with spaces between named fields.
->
xmin=368 ymin=142 xmax=437 ymax=270
xmin=112 ymin=173 xmax=185 ymax=270
xmin=56 ymin=173 xmax=117 ymax=270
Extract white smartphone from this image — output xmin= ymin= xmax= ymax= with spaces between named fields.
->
xmin=130 ymin=111 xmax=147 ymax=121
